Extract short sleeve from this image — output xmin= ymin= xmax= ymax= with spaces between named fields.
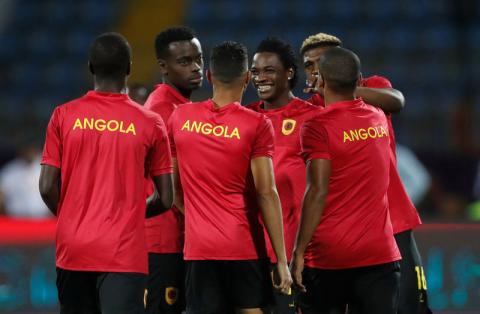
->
xmin=41 ymin=107 xmax=62 ymax=168
xmin=148 ymin=116 xmax=173 ymax=177
xmin=301 ymin=118 xmax=330 ymax=161
xmin=251 ymin=115 xmax=275 ymax=159
xmin=167 ymin=114 xmax=176 ymax=158
xmin=363 ymin=76 xmax=393 ymax=89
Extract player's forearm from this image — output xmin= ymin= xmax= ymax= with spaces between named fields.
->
xmin=146 ymin=190 xmax=171 ymax=218
xmin=258 ymin=189 xmax=288 ymax=264
xmin=39 ymin=166 xmax=61 ymax=216
xmin=173 ymin=189 xmax=184 ymax=214
xmin=172 ymin=158 xmax=185 ymax=214
xmin=355 ymin=87 xmax=405 ymax=113
xmin=292 ymin=185 xmax=326 ymax=257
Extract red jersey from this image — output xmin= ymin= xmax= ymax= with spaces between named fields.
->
xmin=143 ymin=84 xmax=189 ymax=253
xmin=169 ymin=100 xmax=274 ymax=260
xmin=301 ymin=99 xmax=401 ymax=269
xmin=41 ymin=91 xmax=172 ymax=274
xmin=308 ymin=76 xmax=421 ymax=233
xmin=247 ymin=98 xmax=319 ymax=262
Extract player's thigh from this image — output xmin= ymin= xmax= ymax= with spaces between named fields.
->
xmin=351 ymin=261 xmax=401 ymax=314
xmin=395 ymin=230 xmax=432 ymax=314
xmin=297 ymin=267 xmax=348 ymax=314
xmin=227 ymin=259 xmax=273 ymax=311
xmin=56 ymin=267 xmax=100 ymax=314
xmin=97 ymin=272 xmax=147 ymax=314
xmin=185 ymin=260 xmax=228 ymax=314
xmin=146 ymin=253 xmax=185 ymax=314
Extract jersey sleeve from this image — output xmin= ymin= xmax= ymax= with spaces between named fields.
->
xmin=301 ymin=117 xmax=330 ymax=161
xmin=363 ymin=75 xmax=393 ymax=89
xmin=147 ymin=116 xmax=173 ymax=177
xmin=41 ymin=107 xmax=62 ymax=168
xmin=251 ymin=115 xmax=275 ymax=159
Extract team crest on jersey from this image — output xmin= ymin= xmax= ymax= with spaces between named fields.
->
xmin=165 ymin=287 xmax=179 ymax=305
xmin=282 ymin=119 xmax=296 ymax=135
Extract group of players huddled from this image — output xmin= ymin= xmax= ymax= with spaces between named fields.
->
xmin=39 ymin=26 xmax=432 ymax=314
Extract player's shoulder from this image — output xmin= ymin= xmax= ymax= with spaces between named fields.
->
xmin=245 ymin=100 xmax=262 ymax=112
xmin=237 ymin=103 xmax=269 ymax=121
xmin=362 ymin=75 xmax=392 ymax=88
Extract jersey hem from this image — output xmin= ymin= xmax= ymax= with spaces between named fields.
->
xmin=305 ymin=254 xmax=401 ymax=270
xmin=56 ymin=262 xmax=148 ymax=274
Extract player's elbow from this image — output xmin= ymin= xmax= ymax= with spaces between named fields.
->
xmin=387 ymin=90 xmax=405 ymax=113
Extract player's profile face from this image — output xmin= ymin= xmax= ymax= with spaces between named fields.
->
xmin=164 ymin=38 xmax=204 ymax=91
xmin=251 ymin=52 xmax=290 ymax=102
xmin=303 ymin=46 xmax=330 ymax=91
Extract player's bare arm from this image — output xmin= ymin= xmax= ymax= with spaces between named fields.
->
xmin=146 ymin=173 xmax=173 ymax=218
xmin=172 ymin=157 xmax=184 ymax=214
xmin=251 ymin=156 xmax=292 ymax=295
xmin=355 ymin=86 xmax=405 ymax=113
xmin=291 ymin=158 xmax=330 ymax=292
xmin=39 ymin=165 xmax=61 ymax=215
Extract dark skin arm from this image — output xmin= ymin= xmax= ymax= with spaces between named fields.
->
xmin=251 ymin=156 xmax=292 ymax=295
xmin=172 ymin=158 xmax=184 ymax=214
xmin=290 ymin=159 xmax=331 ymax=292
xmin=355 ymin=86 xmax=405 ymax=113
xmin=146 ymin=173 xmax=173 ymax=218
xmin=39 ymin=165 xmax=61 ymax=216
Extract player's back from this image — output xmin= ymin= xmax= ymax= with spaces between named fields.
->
xmin=169 ymin=99 xmax=274 ymax=260
xmin=302 ymin=99 xmax=400 ymax=269
xmin=48 ymin=91 xmax=168 ymax=272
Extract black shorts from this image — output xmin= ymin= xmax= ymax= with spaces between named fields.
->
xmin=270 ymin=264 xmax=296 ymax=314
xmin=395 ymin=229 xmax=432 ymax=314
xmin=185 ymin=259 xmax=273 ymax=313
xmin=298 ymin=261 xmax=401 ymax=314
xmin=56 ymin=267 xmax=146 ymax=314
xmin=145 ymin=253 xmax=186 ymax=314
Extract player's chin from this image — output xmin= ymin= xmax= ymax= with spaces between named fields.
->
xmin=189 ymin=81 xmax=203 ymax=90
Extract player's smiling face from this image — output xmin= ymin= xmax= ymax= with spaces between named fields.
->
xmin=251 ymin=52 xmax=291 ymax=102
xmin=162 ymin=38 xmax=204 ymax=92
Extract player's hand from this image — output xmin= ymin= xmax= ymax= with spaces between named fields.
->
xmin=290 ymin=252 xmax=306 ymax=293
xmin=272 ymin=261 xmax=293 ymax=295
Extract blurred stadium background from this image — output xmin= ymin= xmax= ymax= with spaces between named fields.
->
xmin=0 ymin=0 xmax=478 ymax=313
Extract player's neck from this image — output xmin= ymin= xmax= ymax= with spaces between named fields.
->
xmin=263 ymin=91 xmax=294 ymax=110
xmin=166 ymin=81 xmax=192 ymax=100
xmin=94 ymin=77 xmax=127 ymax=94
xmin=211 ymin=88 xmax=243 ymax=108
xmin=324 ymin=90 xmax=355 ymax=107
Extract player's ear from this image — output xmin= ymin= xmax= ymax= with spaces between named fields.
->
xmin=245 ymin=70 xmax=251 ymax=86
xmin=357 ymin=72 xmax=363 ymax=86
xmin=158 ymin=58 xmax=168 ymax=76
xmin=206 ymin=69 xmax=212 ymax=84
xmin=287 ymin=68 xmax=294 ymax=81
xmin=316 ymin=73 xmax=325 ymax=90
xmin=88 ymin=61 xmax=94 ymax=75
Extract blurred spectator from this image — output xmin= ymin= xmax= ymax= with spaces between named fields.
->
xmin=396 ymin=144 xmax=431 ymax=205
xmin=0 ymin=141 xmax=50 ymax=218
xmin=128 ymin=83 xmax=150 ymax=105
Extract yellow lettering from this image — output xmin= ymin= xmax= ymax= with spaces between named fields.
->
xmin=107 ymin=120 xmax=119 ymax=132
xmin=181 ymin=120 xmax=191 ymax=131
xmin=202 ymin=123 xmax=212 ymax=135
xmin=359 ymin=128 xmax=368 ymax=140
xmin=343 ymin=125 xmax=389 ymax=143
xmin=192 ymin=121 xmax=202 ymax=133
xmin=119 ymin=121 xmax=126 ymax=133
xmin=126 ymin=123 xmax=136 ymax=135
xmin=95 ymin=119 xmax=106 ymax=131
xmin=367 ymin=127 xmax=377 ymax=138
xmin=213 ymin=125 xmax=224 ymax=137
xmin=231 ymin=128 xmax=240 ymax=139
xmin=224 ymin=126 xmax=230 ymax=138
xmin=343 ymin=131 xmax=352 ymax=142
xmin=350 ymin=129 xmax=359 ymax=141
xmin=84 ymin=118 xmax=94 ymax=130
xmin=380 ymin=126 xmax=388 ymax=137
xmin=73 ymin=118 xmax=83 ymax=130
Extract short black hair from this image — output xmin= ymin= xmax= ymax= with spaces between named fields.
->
xmin=319 ymin=47 xmax=360 ymax=93
xmin=155 ymin=26 xmax=196 ymax=59
xmin=210 ymin=41 xmax=248 ymax=84
xmin=255 ymin=37 xmax=298 ymax=88
xmin=89 ymin=32 xmax=131 ymax=79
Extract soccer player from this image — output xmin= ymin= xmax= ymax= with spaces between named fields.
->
xmin=168 ymin=41 xmax=292 ymax=313
xmin=38 ymin=32 xmax=173 ymax=314
xmin=291 ymin=47 xmax=401 ymax=314
xmin=300 ymin=33 xmax=431 ymax=314
xmin=143 ymin=25 xmax=203 ymax=314
xmin=248 ymin=37 xmax=318 ymax=314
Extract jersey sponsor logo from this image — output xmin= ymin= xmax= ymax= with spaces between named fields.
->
xmin=343 ymin=125 xmax=388 ymax=143
xmin=180 ymin=119 xmax=240 ymax=139
xmin=282 ymin=119 xmax=296 ymax=136
xmin=72 ymin=118 xmax=136 ymax=135
xmin=165 ymin=287 xmax=178 ymax=305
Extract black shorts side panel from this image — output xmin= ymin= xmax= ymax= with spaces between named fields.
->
xmin=56 ymin=267 xmax=100 ymax=314
xmin=146 ymin=253 xmax=186 ymax=314
xmin=97 ymin=272 xmax=147 ymax=314
xmin=395 ymin=230 xmax=432 ymax=314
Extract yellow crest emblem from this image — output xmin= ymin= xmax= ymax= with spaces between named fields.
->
xmin=165 ymin=287 xmax=179 ymax=305
xmin=282 ymin=119 xmax=296 ymax=135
